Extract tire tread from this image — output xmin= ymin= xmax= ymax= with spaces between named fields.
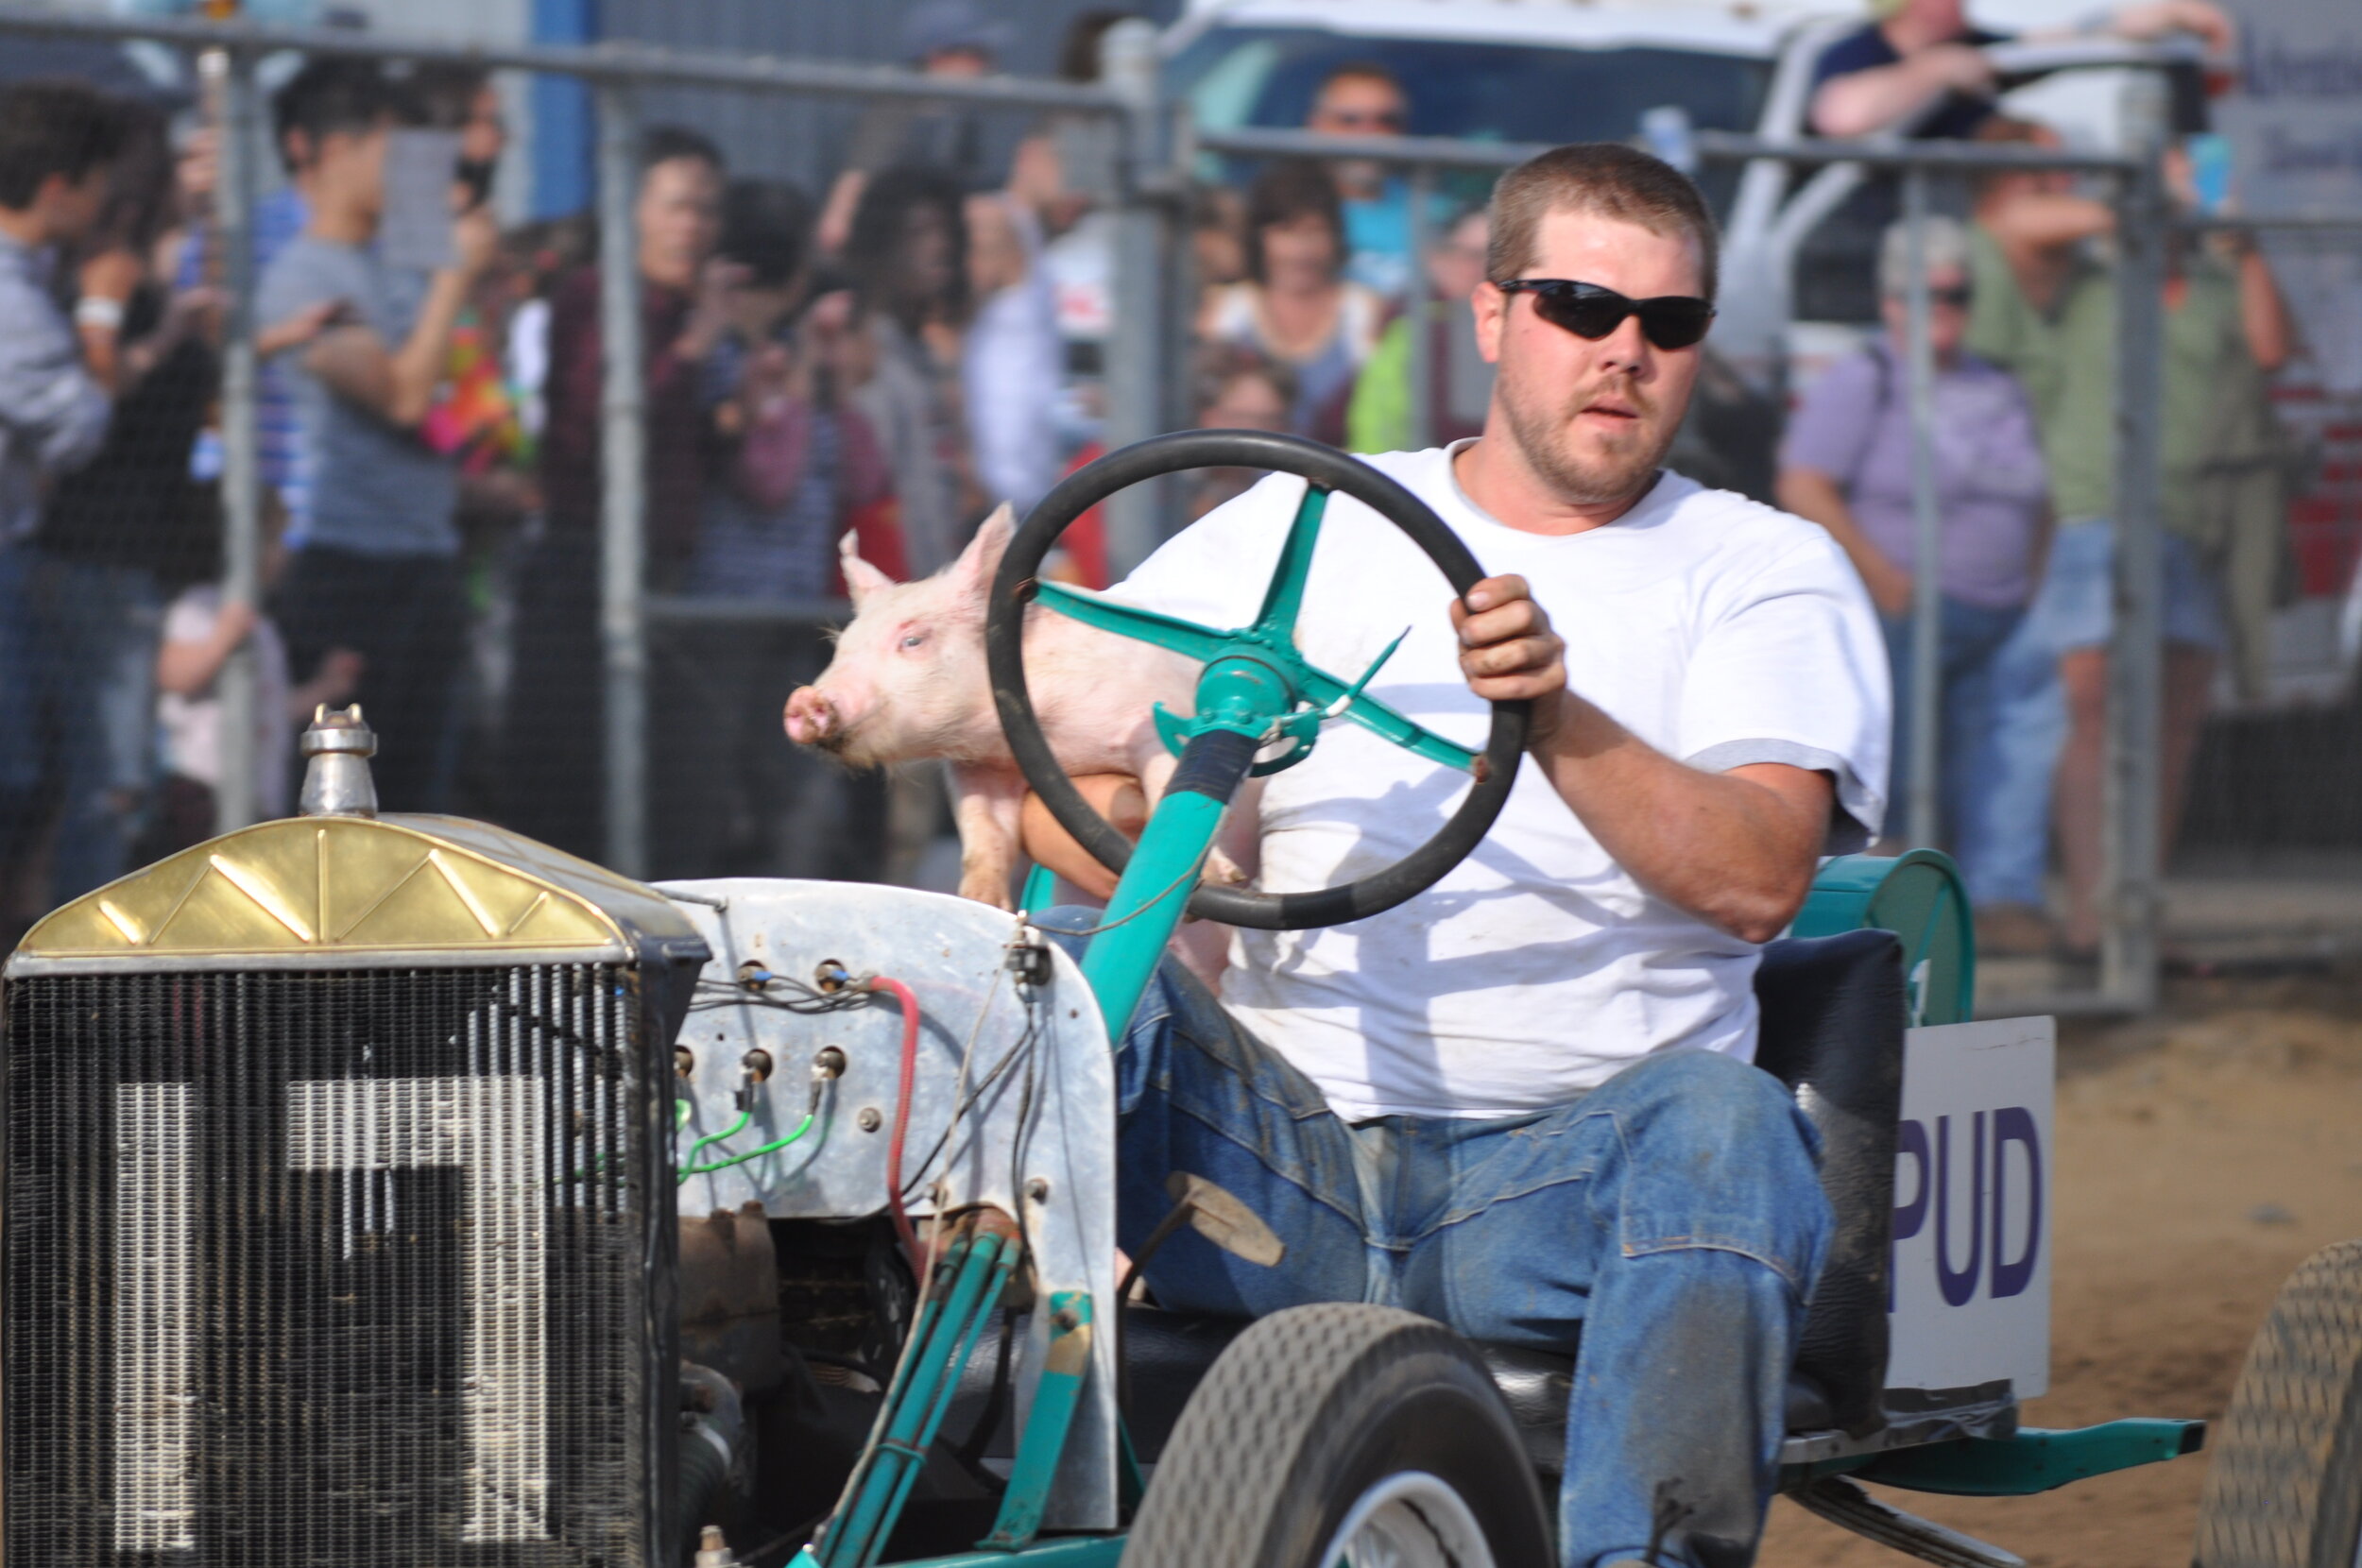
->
xmin=2192 ymin=1238 xmax=2362 ymax=1568
xmin=1124 ymin=1303 xmax=1546 ymax=1568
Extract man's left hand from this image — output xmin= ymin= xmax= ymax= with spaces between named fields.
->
xmin=1450 ymin=574 xmax=1567 ymax=742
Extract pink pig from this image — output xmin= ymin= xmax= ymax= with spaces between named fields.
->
xmin=784 ymin=505 xmax=1250 ymax=913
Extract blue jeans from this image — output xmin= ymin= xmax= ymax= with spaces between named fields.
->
xmin=0 ymin=542 xmax=40 ymax=871
xmin=2027 ymin=519 xmax=2225 ymax=655
xmin=1041 ymin=914 xmax=1832 ymax=1568
xmin=20 ymin=554 xmax=163 ymax=905
xmin=1881 ymin=598 xmax=2028 ymax=908
xmin=1953 ymin=610 xmax=2064 ymax=910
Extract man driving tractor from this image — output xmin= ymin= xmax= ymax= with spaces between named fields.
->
xmin=1029 ymin=143 xmax=1890 ymax=1568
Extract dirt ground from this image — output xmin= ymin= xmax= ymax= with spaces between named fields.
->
xmin=1757 ymin=966 xmax=2362 ymax=1568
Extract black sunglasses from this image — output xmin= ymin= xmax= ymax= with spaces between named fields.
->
xmin=1494 ymin=279 xmax=1717 ymax=350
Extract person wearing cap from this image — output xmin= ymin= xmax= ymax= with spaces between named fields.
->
xmin=1809 ymin=0 xmax=2234 ymax=141
xmin=816 ymin=0 xmax=1014 ymax=258
xmin=1776 ymin=215 xmax=2047 ymax=917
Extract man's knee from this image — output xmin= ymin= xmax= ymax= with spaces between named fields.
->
xmin=1607 ymin=1050 xmax=1814 ymax=1158
xmin=1600 ymin=1052 xmax=1830 ymax=1290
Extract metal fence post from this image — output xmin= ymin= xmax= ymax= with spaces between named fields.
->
xmin=212 ymin=48 xmax=263 ymax=834
xmin=596 ymin=82 xmax=647 ymax=878
xmin=1404 ymin=162 xmax=1435 ymax=452
xmin=2102 ymin=155 xmax=2168 ymax=1009
xmin=1901 ymin=167 xmax=1943 ymax=848
xmin=1099 ymin=17 xmax=1164 ymax=576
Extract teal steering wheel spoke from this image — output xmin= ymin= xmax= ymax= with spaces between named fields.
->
xmin=1250 ymin=482 xmax=1330 ymax=639
xmin=1294 ymin=663 xmax=1482 ymax=775
xmin=1034 ymin=581 xmax=1231 ymax=663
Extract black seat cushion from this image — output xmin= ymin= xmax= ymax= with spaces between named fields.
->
xmin=1752 ymin=929 xmax=1907 ymax=1437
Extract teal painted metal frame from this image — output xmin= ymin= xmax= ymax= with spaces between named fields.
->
xmin=899 ymin=1539 xmax=1128 ymax=1568
xmin=1831 ymin=1420 xmax=2205 ymax=1497
xmin=1792 ymin=848 xmax=1975 ymax=1024
xmin=809 ymin=1233 xmax=1018 ymax=1567
xmin=978 ymin=1292 xmax=1097 ymax=1550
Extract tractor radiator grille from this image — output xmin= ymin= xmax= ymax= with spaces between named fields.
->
xmin=5 ymin=964 xmax=661 ymax=1567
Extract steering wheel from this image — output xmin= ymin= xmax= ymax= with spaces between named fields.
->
xmin=985 ymin=430 xmax=1527 ymax=931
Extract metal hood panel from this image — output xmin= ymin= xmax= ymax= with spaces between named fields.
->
xmin=8 ymin=814 xmax=699 ymax=974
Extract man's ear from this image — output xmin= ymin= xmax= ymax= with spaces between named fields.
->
xmin=840 ymin=530 xmax=898 ymax=606
xmin=1472 ymin=280 xmax=1508 ymax=366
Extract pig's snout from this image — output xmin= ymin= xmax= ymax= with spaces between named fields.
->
xmin=784 ymin=687 xmax=839 ymax=747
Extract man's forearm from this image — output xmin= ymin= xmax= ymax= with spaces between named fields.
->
xmin=385 ymin=269 xmax=472 ymax=427
xmin=1525 ymin=692 xmax=1830 ymax=944
xmin=2235 ymin=246 xmax=2294 ymax=373
xmin=1810 ymin=57 xmax=1957 ymax=139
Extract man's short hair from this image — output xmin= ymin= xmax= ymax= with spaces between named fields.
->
xmin=1969 ymin=115 xmax=2054 ymax=199
xmin=1877 ymin=213 xmax=1971 ymax=297
xmin=401 ymin=61 xmax=492 ymax=131
xmin=1486 ymin=142 xmax=1720 ymax=304
xmin=1242 ymin=157 xmax=1344 ymax=284
xmin=0 ymin=79 xmax=125 ymax=212
xmin=271 ymin=59 xmax=393 ymax=175
xmin=642 ymin=124 xmax=724 ymax=177
xmin=721 ymin=178 xmax=813 ymax=290
xmin=846 ymin=163 xmax=969 ymax=321
xmin=1315 ymin=60 xmax=1403 ymax=102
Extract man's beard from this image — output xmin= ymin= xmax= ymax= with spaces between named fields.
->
xmin=1499 ymin=373 xmax=1680 ymax=509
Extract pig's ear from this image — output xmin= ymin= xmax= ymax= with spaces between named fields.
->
xmin=839 ymin=529 xmax=897 ymax=607
xmin=950 ymin=504 xmax=1017 ymax=597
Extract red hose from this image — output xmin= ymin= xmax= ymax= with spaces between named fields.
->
xmin=869 ymin=975 xmax=926 ymax=1274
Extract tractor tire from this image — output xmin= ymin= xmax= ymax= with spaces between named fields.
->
xmin=1123 ymin=1303 xmax=1551 ymax=1568
xmin=2191 ymin=1238 xmax=2362 ymax=1568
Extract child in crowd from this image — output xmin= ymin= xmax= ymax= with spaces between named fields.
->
xmin=147 ymin=517 xmax=362 ymax=856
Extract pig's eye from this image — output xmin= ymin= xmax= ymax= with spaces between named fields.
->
xmin=899 ymin=632 xmax=926 ymax=651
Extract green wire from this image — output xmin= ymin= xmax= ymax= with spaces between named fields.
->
xmin=680 ymin=1108 xmax=751 ymax=1167
xmin=675 ymin=1098 xmax=693 ymax=1129
xmin=676 ymin=1113 xmax=819 ymax=1179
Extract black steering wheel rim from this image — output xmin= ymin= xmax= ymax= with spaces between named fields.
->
xmin=986 ymin=429 xmax=1527 ymax=931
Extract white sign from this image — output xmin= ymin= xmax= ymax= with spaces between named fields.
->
xmin=1885 ymin=1016 xmax=2054 ymax=1401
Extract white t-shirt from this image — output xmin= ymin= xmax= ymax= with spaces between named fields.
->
xmin=158 ymin=586 xmax=295 ymax=820
xmin=1115 ymin=444 xmax=1890 ymax=1120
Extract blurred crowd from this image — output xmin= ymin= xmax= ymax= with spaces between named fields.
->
xmin=1781 ymin=0 xmax=2294 ymax=962
xmin=0 ymin=0 xmax=2313 ymax=964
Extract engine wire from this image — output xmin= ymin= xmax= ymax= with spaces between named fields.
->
xmin=870 ymin=974 xmax=927 ymax=1273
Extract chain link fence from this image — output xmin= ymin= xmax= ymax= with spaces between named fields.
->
xmin=1 ymin=6 xmax=2357 ymax=1017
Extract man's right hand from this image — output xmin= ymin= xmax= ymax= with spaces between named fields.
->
xmin=1450 ymin=574 xmax=1569 ymax=745
xmin=452 ymin=205 xmax=501 ymax=281
xmin=1919 ymin=42 xmax=1999 ymax=97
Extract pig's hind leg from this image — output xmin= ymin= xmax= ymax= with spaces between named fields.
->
xmin=950 ymin=763 xmax=1027 ymax=910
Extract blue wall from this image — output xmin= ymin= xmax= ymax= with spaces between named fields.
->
xmin=528 ymin=0 xmax=594 ymax=218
